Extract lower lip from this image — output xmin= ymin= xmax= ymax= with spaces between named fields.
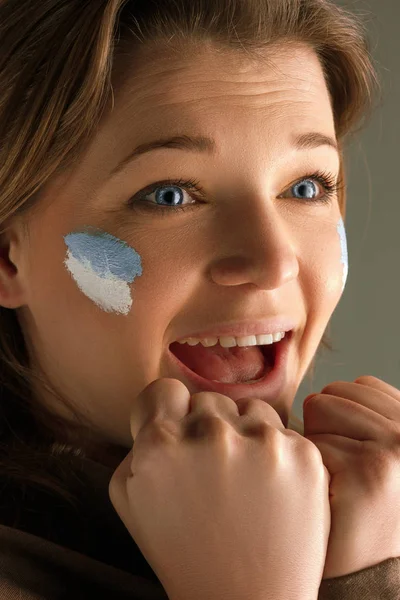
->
xmin=166 ymin=331 xmax=292 ymax=404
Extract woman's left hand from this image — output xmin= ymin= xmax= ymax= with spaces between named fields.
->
xmin=303 ymin=375 xmax=400 ymax=580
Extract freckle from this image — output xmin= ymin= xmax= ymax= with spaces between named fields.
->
xmin=63 ymin=226 xmax=143 ymax=315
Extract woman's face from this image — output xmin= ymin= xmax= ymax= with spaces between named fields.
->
xmin=0 ymin=42 xmax=347 ymax=454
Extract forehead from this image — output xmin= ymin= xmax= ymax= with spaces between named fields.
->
xmin=109 ymin=41 xmax=333 ymax=123
xmin=84 ymin=42 xmax=337 ymax=183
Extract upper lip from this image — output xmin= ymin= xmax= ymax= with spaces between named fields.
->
xmin=171 ymin=317 xmax=298 ymax=343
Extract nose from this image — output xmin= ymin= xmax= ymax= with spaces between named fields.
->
xmin=209 ymin=207 xmax=299 ymax=290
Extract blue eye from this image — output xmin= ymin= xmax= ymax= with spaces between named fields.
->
xmin=152 ymin=186 xmax=185 ymax=207
xmin=291 ymin=179 xmax=319 ymax=200
xmin=128 ymin=171 xmax=343 ymax=216
xmin=128 ymin=178 xmax=200 ymax=213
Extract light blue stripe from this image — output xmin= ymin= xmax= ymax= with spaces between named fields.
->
xmin=64 ymin=226 xmax=143 ymax=282
xmin=337 ymin=217 xmax=348 ymax=291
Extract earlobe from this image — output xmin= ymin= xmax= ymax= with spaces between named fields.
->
xmin=0 ymin=236 xmax=26 ymax=309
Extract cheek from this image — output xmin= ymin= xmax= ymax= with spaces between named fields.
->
xmin=323 ymin=216 xmax=348 ymax=297
xmin=63 ymin=226 xmax=143 ymax=315
xmin=306 ymin=216 xmax=348 ymax=305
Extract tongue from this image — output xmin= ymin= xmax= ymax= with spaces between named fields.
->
xmin=170 ymin=342 xmax=267 ymax=384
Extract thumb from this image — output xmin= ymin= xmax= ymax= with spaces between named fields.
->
xmin=109 ymin=378 xmax=191 ymax=518
xmin=129 ymin=377 xmax=192 ymax=441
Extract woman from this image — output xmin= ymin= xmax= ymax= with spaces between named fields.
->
xmin=0 ymin=0 xmax=395 ymax=598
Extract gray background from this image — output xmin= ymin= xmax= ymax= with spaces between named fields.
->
xmin=293 ymin=0 xmax=400 ymax=419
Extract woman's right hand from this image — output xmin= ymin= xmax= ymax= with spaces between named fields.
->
xmin=109 ymin=378 xmax=331 ymax=600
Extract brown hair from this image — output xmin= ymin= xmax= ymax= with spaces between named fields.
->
xmin=0 ymin=0 xmax=381 ymax=510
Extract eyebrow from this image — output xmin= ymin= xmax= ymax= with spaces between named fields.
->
xmin=110 ymin=131 xmax=339 ymax=177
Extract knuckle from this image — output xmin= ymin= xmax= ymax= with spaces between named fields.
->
xmin=354 ymin=375 xmax=378 ymax=385
xmin=141 ymin=418 xmax=180 ymax=445
xmin=303 ymin=393 xmax=320 ymax=407
xmin=184 ymin=412 xmax=231 ymax=440
xmin=299 ymin=435 xmax=326 ymax=465
xmin=241 ymin=419 xmax=276 ymax=438
xmin=142 ymin=377 xmax=189 ymax=405
xmin=236 ymin=397 xmax=265 ymax=410
xmin=190 ymin=391 xmax=233 ymax=413
xmin=320 ymin=381 xmax=346 ymax=395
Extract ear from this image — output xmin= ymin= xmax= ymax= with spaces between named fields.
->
xmin=0 ymin=223 xmax=29 ymax=309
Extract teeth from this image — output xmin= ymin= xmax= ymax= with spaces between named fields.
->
xmin=177 ymin=331 xmax=286 ymax=348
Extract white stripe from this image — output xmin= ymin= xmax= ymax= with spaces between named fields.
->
xmin=64 ymin=251 xmax=133 ymax=315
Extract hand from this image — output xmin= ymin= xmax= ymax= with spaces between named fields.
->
xmin=303 ymin=375 xmax=400 ymax=580
xmin=109 ymin=378 xmax=331 ymax=600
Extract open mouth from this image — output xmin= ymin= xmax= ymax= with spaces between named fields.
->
xmin=169 ymin=336 xmax=280 ymax=386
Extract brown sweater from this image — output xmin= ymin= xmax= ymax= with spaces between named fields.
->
xmin=0 ymin=454 xmax=398 ymax=599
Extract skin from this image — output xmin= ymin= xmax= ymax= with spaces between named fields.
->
xmin=0 ymin=41 xmax=345 ymax=468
